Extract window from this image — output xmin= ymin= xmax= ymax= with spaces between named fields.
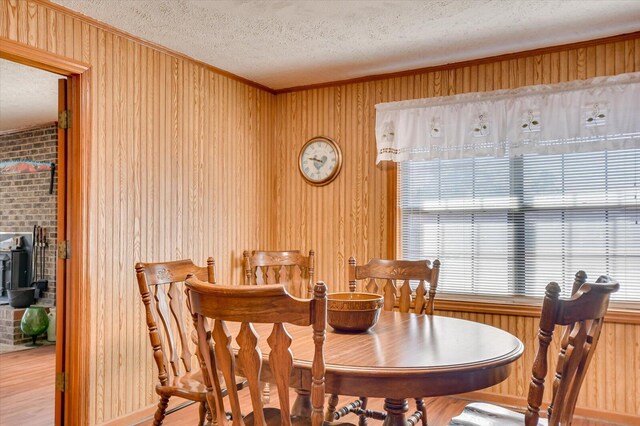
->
xmin=399 ymin=147 xmax=640 ymax=301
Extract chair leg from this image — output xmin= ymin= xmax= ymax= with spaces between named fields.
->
xmin=206 ymin=403 xmax=213 ymax=424
xmin=261 ymin=382 xmax=271 ymax=405
xmin=198 ymin=401 xmax=207 ymax=426
xmin=358 ymin=397 xmax=369 ymax=426
xmin=326 ymin=394 xmax=339 ymax=421
xmin=153 ymin=395 xmax=170 ymax=426
xmin=335 ymin=399 xmax=364 ymax=420
xmin=415 ymin=398 xmax=427 ymax=426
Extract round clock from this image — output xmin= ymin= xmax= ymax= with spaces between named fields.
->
xmin=298 ymin=136 xmax=343 ymax=186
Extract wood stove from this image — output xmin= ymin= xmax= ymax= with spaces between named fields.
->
xmin=0 ymin=233 xmax=32 ymax=299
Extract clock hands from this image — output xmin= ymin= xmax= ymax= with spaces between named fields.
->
xmin=310 ymin=157 xmax=324 ymax=164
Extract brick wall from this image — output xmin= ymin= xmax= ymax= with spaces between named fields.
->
xmin=0 ymin=123 xmax=58 ymax=307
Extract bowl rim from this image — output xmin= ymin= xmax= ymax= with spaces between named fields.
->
xmin=327 ymin=291 xmax=384 ymax=300
xmin=327 ymin=292 xmax=384 ymax=311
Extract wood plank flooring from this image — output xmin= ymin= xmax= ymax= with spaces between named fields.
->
xmin=0 ymin=345 xmax=624 ymax=425
xmin=134 ymin=391 xmax=620 ymax=426
xmin=133 ymin=396 xmax=467 ymax=426
xmin=0 ymin=345 xmax=55 ymax=426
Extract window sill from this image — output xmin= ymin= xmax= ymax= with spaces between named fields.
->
xmin=435 ymin=294 xmax=640 ymax=325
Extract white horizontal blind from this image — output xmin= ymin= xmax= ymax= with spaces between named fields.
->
xmin=399 ymin=143 xmax=640 ymax=301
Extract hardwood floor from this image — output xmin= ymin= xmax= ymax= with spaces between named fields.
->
xmin=0 ymin=345 xmax=624 ymax=425
xmin=132 ymin=396 xmax=465 ymax=425
xmin=0 ymin=345 xmax=55 ymax=426
xmin=133 ymin=393 xmax=622 ymax=426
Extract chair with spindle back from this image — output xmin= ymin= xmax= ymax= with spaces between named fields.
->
xmin=185 ymin=278 xmax=356 ymax=426
xmin=448 ymin=271 xmax=619 ymax=426
xmin=243 ymin=250 xmax=315 ymax=299
xmin=243 ymin=250 xmax=316 ymax=405
xmin=135 ymin=258 xmax=230 ymax=425
xmin=328 ymin=257 xmax=440 ymax=426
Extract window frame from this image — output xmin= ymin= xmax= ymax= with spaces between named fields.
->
xmin=390 ymin=155 xmax=640 ymax=317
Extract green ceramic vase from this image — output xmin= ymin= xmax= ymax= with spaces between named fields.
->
xmin=20 ymin=306 xmax=49 ymax=346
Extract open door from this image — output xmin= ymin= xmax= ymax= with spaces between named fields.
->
xmin=2 ymin=38 xmax=91 ymax=424
xmin=55 ymin=78 xmax=69 ymax=425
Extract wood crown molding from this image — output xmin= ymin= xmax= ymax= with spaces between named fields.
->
xmin=37 ymin=0 xmax=275 ymax=94
xmin=436 ymin=298 xmax=640 ymax=325
xmin=35 ymin=1 xmax=640 ymax=95
xmin=275 ymin=31 xmax=640 ymax=94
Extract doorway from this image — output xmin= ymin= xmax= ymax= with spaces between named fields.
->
xmin=0 ymin=58 xmax=65 ymax=425
xmin=0 ymin=37 xmax=91 ymax=426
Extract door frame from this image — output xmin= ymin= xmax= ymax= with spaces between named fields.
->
xmin=0 ymin=37 xmax=92 ymax=426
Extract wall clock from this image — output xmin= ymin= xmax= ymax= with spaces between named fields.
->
xmin=298 ymin=136 xmax=343 ymax=186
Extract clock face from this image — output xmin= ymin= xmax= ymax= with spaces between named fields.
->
xmin=299 ymin=137 xmax=342 ymax=185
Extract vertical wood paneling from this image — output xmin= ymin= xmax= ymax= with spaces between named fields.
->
xmin=273 ymin=33 xmax=640 ymax=420
xmin=1 ymin=1 xmax=276 ymax=423
xmin=4 ymin=1 xmax=639 ymax=422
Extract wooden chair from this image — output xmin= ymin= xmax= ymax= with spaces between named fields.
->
xmin=243 ymin=250 xmax=315 ymax=299
xmin=329 ymin=257 xmax=440 ymax=426
xmin=134 ymin=258 xmax=225 ymax=425
xmin=185 ymin=277 xmax=355 ymax=426
xmin=244 ymin=249 xmax=316 ymax=404
xmin=449 ymin=271 xmax=619 ymax=426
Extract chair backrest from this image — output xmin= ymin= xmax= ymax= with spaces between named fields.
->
xmin=525 ymin=271 xmax=619 ymax=426
xmin=243 ymin=250 xmax=315 ymax=298
xmin=134 ymin=258 xmax=215 ymax=386
xmin=349 ymin=257 xmax=440 ymax=314
xmin=186 ymin=278 xmax=328 ymax=426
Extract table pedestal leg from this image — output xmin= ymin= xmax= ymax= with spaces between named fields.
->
xmin=291 ymin=388 xmax=311 ymax=417
xmin=382 ymin=398 xmax=409 ymax=426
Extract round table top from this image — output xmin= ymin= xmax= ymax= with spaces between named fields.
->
xmin=322 ymin=311 xmax=523 ymax=373
xmin=234 ymin=311 xmax=524 ymax=398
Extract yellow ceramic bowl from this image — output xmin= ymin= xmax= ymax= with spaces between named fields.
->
xmin=327 ymin=292 xmax=384 ymax=332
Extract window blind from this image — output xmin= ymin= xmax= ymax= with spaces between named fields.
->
xmin=399 ymin=144 xmax=640 ymax=301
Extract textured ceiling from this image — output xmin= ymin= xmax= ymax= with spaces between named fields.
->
xmin=45 ymin=0 xmax=640 ymax=90
xmin=0 ymin=59 xmax=60 ymax=132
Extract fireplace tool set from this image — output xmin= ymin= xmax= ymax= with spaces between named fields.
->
xmin=32 ymin=225 xmax=48 ymax=298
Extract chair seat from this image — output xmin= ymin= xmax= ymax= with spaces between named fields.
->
xmin=156 ymin=369 xmax=246 ymax=401
xmin=449 ymin=402 xmax=548 ymax=426
xmin=155 ymin=370 xmax=208 ymax=400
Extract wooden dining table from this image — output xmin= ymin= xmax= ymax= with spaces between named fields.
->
xmin=229 ymin=310 xmax=524 ymax=426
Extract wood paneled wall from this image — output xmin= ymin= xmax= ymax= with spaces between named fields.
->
xmin=3 ymin=0 xmax=639 ymax=423
xmin=274 ymin=85 xmax=395 ymax=293
xmin=273 ymin=35 xmax=640 ymax=421
xmin=1 ymin=0 xmax=276 ymax=423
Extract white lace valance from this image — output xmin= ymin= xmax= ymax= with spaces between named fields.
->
xmin=375 ymin=72 xmax=640 ymax=163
